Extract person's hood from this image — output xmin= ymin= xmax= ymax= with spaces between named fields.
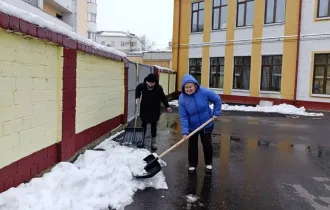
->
xmin=181 ymin=74 xmax=200 ymax=94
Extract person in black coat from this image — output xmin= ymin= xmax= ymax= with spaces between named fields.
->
xmin=135 ymin=73 xmax=172 ymax=150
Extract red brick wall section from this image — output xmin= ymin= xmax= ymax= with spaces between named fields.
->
xmin=123 ymin=65 xmax=129 ymax=124
xmin=61 ymin=49 xmax=77 ymax=161
xmin=75 ymin=115 xmax=123 ymax=151
xmin=153 ymin=67 xmax=159 ymax=81
xmin=0 ymin=12 xmax=128 ymax=193
xmin=0 ymin=144 xmax=58 ymax=193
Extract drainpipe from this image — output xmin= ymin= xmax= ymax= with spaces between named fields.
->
xmin=175 ymin=0 xmax=181 ymax=96
xmin=293 ymin=0 xmax=303 ymax=104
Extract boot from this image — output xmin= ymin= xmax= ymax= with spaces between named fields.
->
xmin=151 ymin=137 xmax=157 ymax=150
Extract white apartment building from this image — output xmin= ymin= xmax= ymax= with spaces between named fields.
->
xmin=1 ymin=0 xmax=97 ymax=40
xmin=95 ymin=31 xmax=142 ymax=52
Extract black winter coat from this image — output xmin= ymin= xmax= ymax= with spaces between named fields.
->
xmin=135 ymin=80 xmax=170 ymax=123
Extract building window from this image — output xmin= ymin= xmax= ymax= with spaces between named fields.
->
xmin=312 ymin=54 xmax=330 ymax=95
xmin=88 ymin=0 xmax=97 ymax=4
xmin=56 ymin=13 xmax=63 ymax=20
xmin=191 ymin=1 xmax=204 ymax=33
xmin=88 ymin=32 xmax=96 ymax=41
xmin=189 ymin=58 xmax=202 ymax=84
xmin=236 ymin=0 xmax=255 ymax=27
xmin=111 ymin=41 xmax=115 ymax=47
xmin=212 ymin=0 xmax=228 ymax=30
xmin=121 ymin=41 xmax=125 ymax=47
xmin=260 ymin=55 xmax=282 ymax=91
xmin=317 ymin=0 xmax=330 ymax=18
xmin=233 ymin=56 xmax=251 ymax=90
xmin=209 ymin=57 xmax=225 ymax=88
xmin=265 ymin=0 xmax=286 ymax=24
xmin=88 ymin=13 xmax=97 ymax=23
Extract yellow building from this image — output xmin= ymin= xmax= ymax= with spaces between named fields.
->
xmin=127 ymin=51 xmax=173 ymax=69
xmin=172 ymin=0 xmax=330 ymax=110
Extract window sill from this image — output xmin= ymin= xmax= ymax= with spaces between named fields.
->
xmin=210 ymin=88 xmax=224 ymax=91
xmin=259 ymin=91 xmax=280 ymax=94
xmin=263 ymin=22 xmax=285 ymax=27
xmin=211 ymin=29 xmax=226 ymax=32
xmin=232 ymin=89 xmax=250 ymax=92
xmin=190 ymin=32 xmax=203 ymax=35
xmin=311 ymin=94 xmax=330 ymax=98
xmin=235 ymin=26 xmax=253 ymax=30
xmin=315 ymin=17 xmax=330 ymax=21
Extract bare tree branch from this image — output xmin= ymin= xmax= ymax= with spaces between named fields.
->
xmin=124 ymin=30 xmax=140 ymax=52
xmin=138 ymin=34 xmax=155 ymax=51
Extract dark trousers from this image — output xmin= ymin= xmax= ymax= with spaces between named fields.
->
xmin=141 ymin=122 xmax=157 ymax=138
xmin=188 ymin=130 xmax=213 ymax=167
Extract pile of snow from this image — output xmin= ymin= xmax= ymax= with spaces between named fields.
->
xmin=0 ymin=131 xmax=167 ymax=210
xmin=169 ymin=100 xmax=178 ymax=106
xmin=218 ymin=103 xmax=324 ymax=116
xmin=169 ymin=100 xmax=324 ymax=116
xmin=0 ymin=1 xmax=126 ymax=58
xmin=154 ymin=65 xmax=174 ymax=72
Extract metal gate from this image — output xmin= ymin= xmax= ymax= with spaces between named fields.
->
xmin=138 ymin=64 xmax=154 ymax=84
xmin=127 ymin=61 xmax=138 ymax=123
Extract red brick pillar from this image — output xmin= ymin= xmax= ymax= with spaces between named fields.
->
xmin=123 ymin=62 xmax=129 ymax=124
xmin=61 ymin=48 xmax=77 ymax=161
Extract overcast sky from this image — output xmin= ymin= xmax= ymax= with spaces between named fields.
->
xmin=97 ymin=0 xmax=174 ymax=50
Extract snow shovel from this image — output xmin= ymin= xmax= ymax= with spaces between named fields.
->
xmin=121 ymin=94 xmax=145 ymax=148
xmin=134 ymin=118 xmax=214 ymax=179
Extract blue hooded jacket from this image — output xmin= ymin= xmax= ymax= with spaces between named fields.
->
xmin=178 ymin=74 xmax=222 ymax=135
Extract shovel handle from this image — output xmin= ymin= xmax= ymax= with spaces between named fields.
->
xmin=159 ymin=118 xmax=214 ymax=158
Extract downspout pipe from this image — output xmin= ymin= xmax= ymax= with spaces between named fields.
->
xmin=175 ymin=0 xmax=181 ymax=97
xmin=293 ymin=0 xmax=303 ymax=104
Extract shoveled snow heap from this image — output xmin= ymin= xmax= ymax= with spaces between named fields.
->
xmin=0 ymin=131 xmax=167 ymax=210
xmin=169 ymin=100 xmax=324 ymax=117
xmin=0 ymin=1 xmax=126 ymax=58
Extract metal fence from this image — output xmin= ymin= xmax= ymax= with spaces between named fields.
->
xmin=138 ymin=64 xmax=154 ymax=84
xmin=127 ymin=62 xmax=176 ymax=123
xmin=127 ymin=62 xmax=138 ymax=122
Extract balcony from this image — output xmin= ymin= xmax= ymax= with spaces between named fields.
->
xmin=44 ymin=0 xmax=74 ymax=13
xmin=2 ymin=0 xmax=73 ymax=31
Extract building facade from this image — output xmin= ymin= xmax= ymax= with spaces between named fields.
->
xmin=2 ymin=0 xmax=97 ymax=40
xmin=127 ymin=50 xmax=172 ymax=69
xmin=95 ymin=31 xmax=142 ymax=52
xmin=172 ymin=0 xmax=330 ymax=110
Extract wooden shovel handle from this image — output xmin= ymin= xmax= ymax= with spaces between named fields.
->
xmin=159 ymin=118 xmax=214 ymax=158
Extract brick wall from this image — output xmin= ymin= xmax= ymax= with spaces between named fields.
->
xmin=76 ymin=52 xmax=124 ymax=134
xmin=0 ymin=30 xmax=62 ymax=169
xmin=0 ymin=11 xmax=128 ymax=193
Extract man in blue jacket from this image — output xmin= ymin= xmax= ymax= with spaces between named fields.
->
xmin=178 ymin=74 xmax=222 ymax=174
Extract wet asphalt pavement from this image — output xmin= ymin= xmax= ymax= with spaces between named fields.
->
xmin=119 ymin=107 xmax=330 ymax=210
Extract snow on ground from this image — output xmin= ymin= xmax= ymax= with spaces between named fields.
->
xmin=169 ymin=100 xmax=324 ymax=117
xmin=0 ymin=2 xmax=126 ymax=58
xmin=0 ymin=131 xmax=167 ymax=210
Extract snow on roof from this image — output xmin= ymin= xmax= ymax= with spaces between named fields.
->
xmin=97 ymin=31 xmax=137 ymax=38
xmin=0 ymin=1 xmax=126 ymax=58
xmin=154 ymin=65 xmax=175 ymax=73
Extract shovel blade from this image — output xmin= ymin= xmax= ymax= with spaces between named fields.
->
xmin=134 ymin=154 xmax=162 ymax=179
xmin=121 ymin=127 xmax=145 ymax=147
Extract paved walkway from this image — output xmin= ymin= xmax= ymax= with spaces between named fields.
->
xmin=122 ymin=108 xmax=330 ymax=210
